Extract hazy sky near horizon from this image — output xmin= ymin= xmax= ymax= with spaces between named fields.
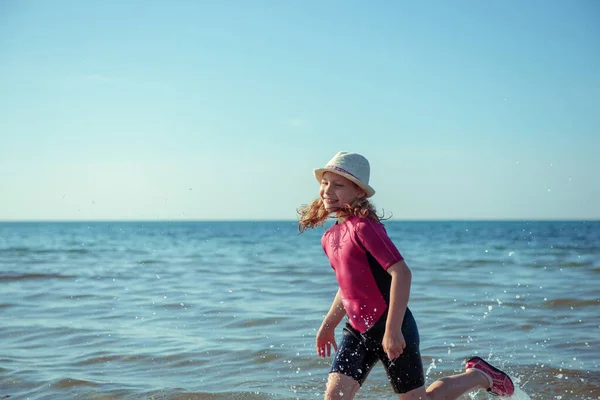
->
xmin=1 ymin=1 xmax=599 ymax=221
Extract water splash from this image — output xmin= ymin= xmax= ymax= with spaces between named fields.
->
xmin=509 ymin=386 xmax=533 ymax=400
xmin=464 ymin=385 xmax=532 ymax=400
xmin=425 ymin=358 xmax=437 ymax=377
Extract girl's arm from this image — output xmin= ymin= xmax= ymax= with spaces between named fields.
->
xmin=316 ymin=288 xmax=346 ymax=357
xmin=382 ymin=260 xmax=412 ymax=360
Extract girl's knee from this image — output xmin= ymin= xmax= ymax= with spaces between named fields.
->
xmin=325 ymin=373 xmax=359 ymax=400
xmin=324 ymin=385 xmax=353 ymax=400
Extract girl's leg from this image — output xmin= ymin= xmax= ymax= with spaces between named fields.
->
xmin=325 ymin=372 xmax=360 ymax=400
xmin=325 ymin=323 xmax=379 ymax=400
xmin=397 ymin=369 xmax=489 ymax=400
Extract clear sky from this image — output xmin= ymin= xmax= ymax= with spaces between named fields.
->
xmin=1 ymin=0 xmax=598 ymax=221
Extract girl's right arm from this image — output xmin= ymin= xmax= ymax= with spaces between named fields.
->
xmin=316 ymin=288 xmax=346 ymax=357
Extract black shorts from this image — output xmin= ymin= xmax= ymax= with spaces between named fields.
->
xmin=330 ymin=308 xmax=425 ymax=394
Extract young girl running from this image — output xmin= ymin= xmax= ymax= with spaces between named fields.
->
xmin=298 ymin=152 xmax=515 ymax=400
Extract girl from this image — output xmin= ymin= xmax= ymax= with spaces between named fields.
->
xmin=298 ymin=152 xmax=515 ymax=400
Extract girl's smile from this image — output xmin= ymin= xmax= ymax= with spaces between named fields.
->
xmin=320 ymin=171 xmax=365 ymax=213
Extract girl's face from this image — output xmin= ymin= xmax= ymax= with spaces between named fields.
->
xmin=319 ymin=171 xmax=366 ymax=213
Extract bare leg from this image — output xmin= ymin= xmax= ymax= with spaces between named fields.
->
xmin=397 ymin=369 xmax=489 ymax=400
xmin=324 ymin=372 xmax=361 ymax=400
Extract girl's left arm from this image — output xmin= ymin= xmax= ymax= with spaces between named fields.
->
xmin=382 ymin=259 xmax=412 ymax=360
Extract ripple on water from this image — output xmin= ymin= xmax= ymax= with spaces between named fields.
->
xmin=508 ymin=365 xmax=600 ymax=400
xmin=0 ymin=246 xmax=92 ymax=255
xmin=542 ymin=298 xmax=599 ymax=308
xmin=0 ymin=273 xmax=76 ymax=282
xmin=145 ymin=390 xmax=272 ymax=400
xmin=51 ymin=377 xmax=99 ymax=389
xmin=76 ymin=354 xmax=134 ymax=366
xmin=231 ymin=316 xmax=281 ymax=329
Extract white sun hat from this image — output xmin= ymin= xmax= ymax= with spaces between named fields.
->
xmin=313 ymin=151 xmax=376 ymax=198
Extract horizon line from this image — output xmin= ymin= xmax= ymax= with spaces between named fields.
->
xmin=1 ymin=218 xmax=599 ymax=223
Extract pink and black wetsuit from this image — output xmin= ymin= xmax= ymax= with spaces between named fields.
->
xmin=322 ymin=215 xmax=404 ymax=333
xmin=322 ymin=215 xmax=425 ymax=393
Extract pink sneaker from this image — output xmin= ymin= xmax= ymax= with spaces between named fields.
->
xmin=465 ymin=356 xmax=515 ymax=397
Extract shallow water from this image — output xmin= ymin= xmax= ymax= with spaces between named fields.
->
xmin=1 ymin=221 xmax=598 ymax=399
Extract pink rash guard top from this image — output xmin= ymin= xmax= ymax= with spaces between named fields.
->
xmin=321 ymin=216 xmax=404 ymax=333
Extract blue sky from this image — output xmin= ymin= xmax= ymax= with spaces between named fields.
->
xmin=1 ymin=0 xmax=598 ymax=220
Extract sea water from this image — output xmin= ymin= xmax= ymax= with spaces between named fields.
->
xmin=1 ymin=221 xmax=598 ymax=399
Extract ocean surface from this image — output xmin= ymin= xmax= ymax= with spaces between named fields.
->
xmin=0 ymin=220 xmax=598 ymax=400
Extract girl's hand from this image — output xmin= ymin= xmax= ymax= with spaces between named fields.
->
xmin=316 ymin=325 xmax=338 ymax=358
xmin=382 ymin=329 xmax=406 ymax=361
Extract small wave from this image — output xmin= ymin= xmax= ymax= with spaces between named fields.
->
xmin=241 ymin=317 xmax=281 ymax=328
xmin=77 ymin=352 xmax=197 ymax=368
xmin=51 ymin=377 xmax=99 ymax=389
xmin=59 ymin=293 xmax=96 ymax=300
xmin=144 ymin=389 xmax=271 ymax=400
xmin=161 ymin=302 xmax=193 ymax=309
xmin=515 ymin=323 xmax=536 ymax=330
xmin=67 ymin=248 xmax=90 ymax=254
xmin=542 ymin=298 xmax=599 ymax=308
xmin=137 ymin=259 xmax=161 ymax=265
xmin=77 ymin=355 xmax=124 ymax=366
xmin=252 ymin=351 xmax=280 ymax=364
xmin=0 ymin=246 xmax=29 ymax=254
xmin=0 ymin=247 xmax=90 ymax=255
xmin=561 ymin=261 xmax=593 ymax=267
xmin=549 ymin=244 xmax=600 ymax=252
xmin=77 ymin=354 xmax=161 ymax=366
xmin=0 ymin=273 xmax=76 ymax=282
xmin=468 ymin=259 xmax=503 ymax=265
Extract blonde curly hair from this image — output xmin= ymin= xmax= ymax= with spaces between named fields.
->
xmin=297 ymin=196 xmax=386 ymax=233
